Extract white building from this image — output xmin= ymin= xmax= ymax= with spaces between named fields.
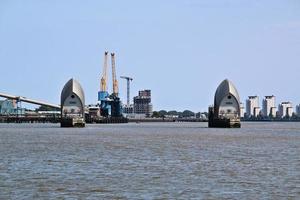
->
xmin=262 ymin=95 xmax=276 ymax=117
xmin=278 ymin=102 xmax=293 ymax=118
xmin=270 ymin=107 xmax=277 ymax=118
xmin=254 ymin=107 xmax=261 ymax=117
xmin=240 ymin=103 xmax=245 ymax=118
xmin=246 ymin=96 xmax=260 ymax=118
xmin=296 ymin=104 xmax=300 ymax=117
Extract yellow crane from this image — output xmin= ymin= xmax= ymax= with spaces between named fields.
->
xmin=100 ymin=51 xmax=109 ymax=92
xmin=111 ymin=53 xmax=119 ymax=96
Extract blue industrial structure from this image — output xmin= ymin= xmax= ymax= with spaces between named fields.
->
xmin=108 ymin=94 xmax=122 ymax=117
xmin=0 ymin=99 xmax=25 ymax=115
xmin=98 ymin=52 xmax=122 ymax=118
xmin=98 ymin=91 xmax=109 ymax=102
xmin=98 ymin=90 xmax=111 ymax=117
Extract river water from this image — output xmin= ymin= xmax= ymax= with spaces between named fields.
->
xmin=0 ymin=122 xmax=300 ymax=199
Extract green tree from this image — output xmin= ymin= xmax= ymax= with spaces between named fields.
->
xmin=152 ymin=111 xmax=160 ymax=118
xmin=167 ymin=110 xmax=178 ymax=116
xmin=182 ymin=110 xmax=195 ymax=118
xmin=158 ymin=110 xmax=168 ymax=117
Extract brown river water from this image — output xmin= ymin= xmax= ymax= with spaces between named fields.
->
xmin=0 ymin=122 xmax=300 ymax=199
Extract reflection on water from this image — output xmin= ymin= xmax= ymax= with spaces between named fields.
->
xmin=1 ymin=122 xmax=300 ymax=199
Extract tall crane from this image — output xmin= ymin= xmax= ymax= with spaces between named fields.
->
xmin=100 ymin=51 xmax=108 ymax=92
xmin=109 ymin=53 xmax=122 ymax=117
xmin=98 ymin=51 xmax=110 ymax=102
xmin=120 ymin=76 xmax=133 ymax=106
xmin=111 ymin=53 xmax=119 ymax=97
xmin=98 ymin=51 xmax=122 ymax=118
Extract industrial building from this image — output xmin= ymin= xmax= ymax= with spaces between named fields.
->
xmin=133 ymin=90 xmax=153 ymax=118
xmin=0 ymin=99 xmax=24 ymax=115
xmin=278 ymin=102 xmax=293 ymax=118
xmin=246 ymin=96 xmax=260 ymax=118
xmin=208 ymin=79 xmax=241 ymax=128
xmin=262 ymin=95 xmax=276 ymax=118
xmin=123 ymin=104 xmax=134 ymax=114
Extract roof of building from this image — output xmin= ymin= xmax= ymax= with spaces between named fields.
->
xmin=281 ymin=102 xmax=292 ymax=104
xmin=61 ymin=78 xmax=85 ymax=106
xmin=265 ymin=95 xmax=275 ymax=98
xmin=248 ymin=96 xmax=258 ymax=99
xmin=214 ymin=79 xmax=240 ymax=107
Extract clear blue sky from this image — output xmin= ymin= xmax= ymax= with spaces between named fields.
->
xmin=0 ymin=0 xmax=299 ymax=111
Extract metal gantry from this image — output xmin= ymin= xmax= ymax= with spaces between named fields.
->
xmin=120 ymin=76 xmax=133 ymax=106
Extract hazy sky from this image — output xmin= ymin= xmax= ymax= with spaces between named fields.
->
xmin=0 ymin=0 xmax=299 ymax=111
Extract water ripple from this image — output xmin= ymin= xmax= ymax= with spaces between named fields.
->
xmin=0 ymin=122 xmax=300 ymax=199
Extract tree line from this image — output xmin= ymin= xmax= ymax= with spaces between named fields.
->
xmin=152 ymin=110 xmax=208 ymax=118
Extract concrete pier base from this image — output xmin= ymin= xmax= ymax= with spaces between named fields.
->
xmin=61 ymin=118 xmax=85 ymax=127
xmin=208 ymin=118 xmax=241 ymax=128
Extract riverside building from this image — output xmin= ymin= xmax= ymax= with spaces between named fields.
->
xmin=278 ymin=102 xmax=293 ymax=118
xmin=246 ymin=96 xmax=260 ymax=118
xmin=296 ymin=104 xmax=300 ymax=117
xmin=262 ymin=95 xmax=276 ymax=118
xmin=133 ymin=90 xmax=153 ymax=118
xmin=240 ymin=103 xmax=245 ymax=118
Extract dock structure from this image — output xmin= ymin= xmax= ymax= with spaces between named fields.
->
xmin=208 ymin=79 xmax=241 ymax=128
xmin=60 ymin=78 xmax=85 ymax=127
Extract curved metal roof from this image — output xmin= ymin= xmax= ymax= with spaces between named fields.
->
xmin=61 ymin=78 xmax=85 ymax=106
xmin=214 ymin=79 xmax=240 ymax=108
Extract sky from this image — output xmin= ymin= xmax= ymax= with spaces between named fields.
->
xmin=0 ymin=0 xmax=300 ymax=112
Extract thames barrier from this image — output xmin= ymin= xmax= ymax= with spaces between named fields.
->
xmin=0 ymin=78 xmax=243 ymax=128
xmin=60 ymin=78 xmax=85 ymax=127
xmin=208 ymin=79 xmax=241 ymax=128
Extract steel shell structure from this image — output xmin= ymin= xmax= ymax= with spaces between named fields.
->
xmin=209 ymin=79 xmax=241 ymax=128
xmin=214 ymin=79 xmax=240 ymax=117
xmin=61 ymin=78 xmax=85 ymax=127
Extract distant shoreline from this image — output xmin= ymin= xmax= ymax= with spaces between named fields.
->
xmin=128 ymin=118 xmax=300 ymax=123
xmin=1 ymin=116 xmax=300 ymax=124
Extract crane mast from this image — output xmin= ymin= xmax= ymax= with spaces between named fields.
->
xmin=100 ymin=51 xmax=108 ymax=92
xmin=111 ymin=53 xmax=119 ymax=96
xmin=120 ymin=76 xmax=133 ymax=106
